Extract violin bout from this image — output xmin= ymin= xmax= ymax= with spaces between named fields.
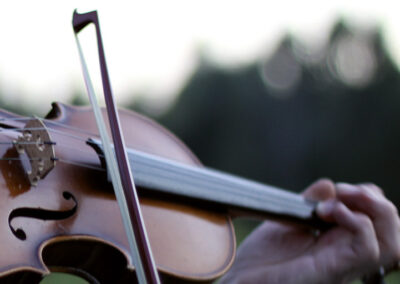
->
xmin=0 ymin=103 xmax=235 ymax=283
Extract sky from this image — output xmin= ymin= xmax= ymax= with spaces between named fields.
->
xmin=0 ymin=1 xmax=399 ymax=114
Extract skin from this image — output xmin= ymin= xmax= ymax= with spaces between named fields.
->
xmin=219 ymin=179 xmax=400 ymax=284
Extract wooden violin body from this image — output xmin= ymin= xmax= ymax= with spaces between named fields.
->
xmin=0 ymin=102 xmax=235 ymax=283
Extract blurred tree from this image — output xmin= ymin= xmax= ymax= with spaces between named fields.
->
xmin=150 ymin=20 xmax=400 ymax=207
xmin=69 ymin=90 xmax=88 ymax=106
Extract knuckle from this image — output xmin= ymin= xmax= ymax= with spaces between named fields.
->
xmin=361 ymin=215 xmax=373 ymax=228
xmin=358 ymin=185 xmax=371 ymax=196
xmin=377 ymin=199 xmax=398 ymax=217
xmin=356 ymin=214 xmax=374 ymax=231
xmin=334 ymin=202 xmax=347 ymax=217
xmin=357 ymin=187 xmax=375 ymax=205
xmin=362 ymin=182 xmax=383 ymax=194
xmin=357 ymin=186 xmax=398 ymax=217
xmin=387 ymin=201 xmax=399 ymax=216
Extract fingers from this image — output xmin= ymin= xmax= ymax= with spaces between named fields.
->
xmin=358 ymin=182 xmax=384 ymax=196
xmin=336 ymin=183 xmax=395 ymax=219
xmin=317 ymin=199 xmax=374 ymax=234
xmin=317 ymin=199 xmax=380 ymax=268
xmin=335 ymin=183 xmax=400 ymax=266
xmin=303 ymin=178 xmax=336 ymax=201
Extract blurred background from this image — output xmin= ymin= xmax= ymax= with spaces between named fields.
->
xmin=2 ymin=1 xmax=400 ymax=283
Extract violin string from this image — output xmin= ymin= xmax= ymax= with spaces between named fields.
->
xmin=0 ymin=116 xmax=99 ymax=137
xmin=0 ymin=127 xmax=49 ymax=132
xmin=0 ymin=116 xmax=101 ymax=147
xmin=57 ymin=158 xmax=105 ymax=171
xmin=131 ymin=150 xmax=309 ymax=209
xmin=0 ymin=132 xmax=299 ymax=208
xmin=0 ymin=116 xmax=34 ymax=122
xmin=0 ymin=143 xmax=106 ymax=172
xmin=0 ymin=119 xmax=124 ymax=179
xmin=0 ymin=156 xmax=105 ymax=172
xmin=0 ymin=139 xmax=104 ymax=159
xmin=0 ymin=128 xmax=279 ymax=206
xmin=0 ymin=118 xmax=310 ymax=210
xmin=0 ymin=117 xmax=117 ymax=176
xmin=0 ymin=118 xmax=109 ymax=162
xmin=0 ymin=117 xmax=130 ymax=177
xmin=0 ymin=136 xmax=300 ymax=210
xmin=53 ymin=126 xmax=307 ymax=212
xmin=0 ymin=141 xmax=56 ymax=145
xmin=0 ymin=157 xmax=53 ymax=161
xmin=0 ymin=125 xmax=96 ymax=143
xmin=41 ymin=117 xmax=99 ymax=137
xmin=0 ymin=124 xmax=110 ymax=169
xmin=0 ymin=145 xmax=308 ymax=212
xmin=0 ymin=122 xmax=107 ymax=171
xmin=0 ymin=116 xmax=142 ymax=168
xmin=0 ymin=132 xmax=107 ymax=165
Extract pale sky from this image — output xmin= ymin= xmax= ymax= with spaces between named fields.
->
xmin=0 ymin=1 xmax=399 ymax=114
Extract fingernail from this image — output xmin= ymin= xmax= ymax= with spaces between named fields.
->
xmin=317 ymin=200 xmax=335 ymax=216
xmin=336 ymin=183 xmax=358 ymax=193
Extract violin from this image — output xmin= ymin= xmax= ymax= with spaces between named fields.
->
xmin=0 ymin=102 xmax=320 ymax=283
xmin=0 ymin=9 xmax=386 ymax=284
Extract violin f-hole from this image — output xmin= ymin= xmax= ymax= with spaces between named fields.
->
xmin=8 ymin=191 xmax=78 ymax=241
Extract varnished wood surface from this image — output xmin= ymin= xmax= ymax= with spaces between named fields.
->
xmin=0 ymin=103 xmax=236 ymax=283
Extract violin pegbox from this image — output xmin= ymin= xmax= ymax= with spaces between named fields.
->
xmin=14 ymin=118 xmax=56 ymax=186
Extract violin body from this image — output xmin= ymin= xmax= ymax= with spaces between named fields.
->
xmin=0 ymin=102 xmax=235 ymax=283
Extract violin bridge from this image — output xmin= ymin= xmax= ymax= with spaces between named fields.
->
xmin=14 ymin=118 xmax=56 ymax=186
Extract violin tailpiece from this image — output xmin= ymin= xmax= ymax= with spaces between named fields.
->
xmin=14 ymin=118 xmax=56 ymax=186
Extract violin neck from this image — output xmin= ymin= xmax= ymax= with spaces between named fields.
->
xmin=128 ymin=149 xmax=323 ymax=225
xmin=91 ymin=140 xmax=323 ymax=227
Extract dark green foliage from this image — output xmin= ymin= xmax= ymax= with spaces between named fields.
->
xmin=155 ymin=21 xmax=400 ymax=209
xmin=150 ymin=21 xmax=400 ymax=282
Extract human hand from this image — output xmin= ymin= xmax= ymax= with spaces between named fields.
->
xmin=219 ymin=179 xmax=400 ymax=284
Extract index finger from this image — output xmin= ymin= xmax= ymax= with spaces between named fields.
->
xmin=302 ymin=179 xmax=336 ymax=201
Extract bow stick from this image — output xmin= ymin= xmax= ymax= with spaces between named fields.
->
xmin=72 ymin=10 xmax=160 ymax=284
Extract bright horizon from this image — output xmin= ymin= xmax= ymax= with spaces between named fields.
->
xmin=0 ymin=1 xmax=399 ymax=114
